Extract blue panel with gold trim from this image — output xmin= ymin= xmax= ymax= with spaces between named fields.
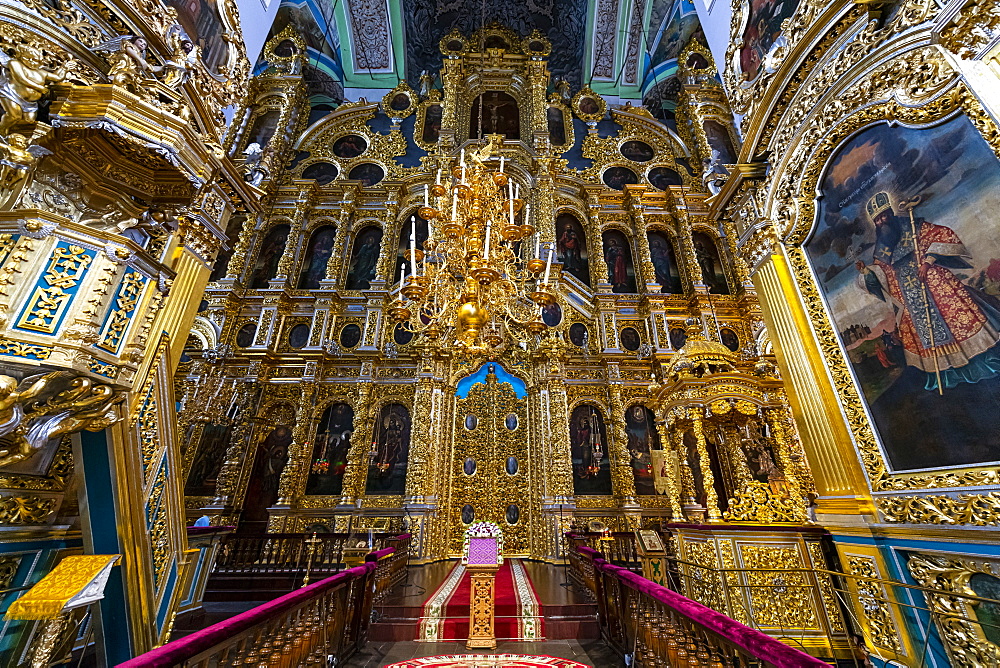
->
xmin=14 ymin=242 xmax=95 ymax=335
xmin=0 ymin=233 xmax=20 ymax=266
xmin=96 ymin=270 xmax=147 ymax=354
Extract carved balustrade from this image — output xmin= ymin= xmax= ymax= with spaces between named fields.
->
xmin=120 ymin=535 xmax=410 ymax=667
xmin=213 ymin=532 xmax=400 ymax=576
xmin=569 ymin=542 xmax=831 ymax=668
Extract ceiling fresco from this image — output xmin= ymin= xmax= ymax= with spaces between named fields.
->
xmin=400 ymin=0 xmax=589 ymax=88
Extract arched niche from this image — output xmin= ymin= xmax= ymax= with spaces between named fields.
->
xmin=345 ymin=225 xmax=383 ymax=289
xmin=305 ymin=402 xmax=355 ymax=496
xmin=297 ymin=225 xmax=336 ymax=289
xmin=570 ymin=404 xmax=612 ymax=496
xmin=366 ymin=403 xmax=411 ymax=495
xmin=625 ymin=405 xmax=661 ymax=495
xmin=646 ymin=230 xmax=683 ymax=294
xmin=470 ymin=91 xmax=520 ymax=140
xmin=602 ymin=229 xmax=638 ymax=293
xmin=555 ymin=212 xmax=590 ymax=286
xmin=691 ymin=231 xmax=731 ymax=295
xmin=248 ymin=224 xmax=290 ymax=288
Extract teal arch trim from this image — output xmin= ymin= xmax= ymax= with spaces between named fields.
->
xmin=455 ymin=362 xmax=527 ymax=399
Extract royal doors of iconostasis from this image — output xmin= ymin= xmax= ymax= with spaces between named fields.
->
xmin=448 ymin=364 xmax=533 ymax=557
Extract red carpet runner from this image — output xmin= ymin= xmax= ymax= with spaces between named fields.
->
xmin=418 ymin=560 xmax=543 ymax=641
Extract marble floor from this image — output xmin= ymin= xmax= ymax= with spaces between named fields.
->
xmin=343 ymin=640 xmax=625 ymax=667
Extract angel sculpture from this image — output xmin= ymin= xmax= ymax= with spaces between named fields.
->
xmin=0 ymin=43 xmax=73 ymax=135
xmin=418 ymin=69 xmax=437 ymax=98
xmin=554 ymin=79 xmax=572 ymax=105
xmin=0 ymin=133 xmax=50 ymax=210
xmin=0 ymin=371 xmax=122 ymax=468
xmin=161 ymin=25 xmax=200 ymax=88
xmin=702 ymin=149 xmax=727 ymax=195
xmin=94 ymin=35 xmax=161 ymax=91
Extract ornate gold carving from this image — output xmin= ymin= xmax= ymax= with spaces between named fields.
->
xmin=16 ymin=244 xmax=93 ymax=334
xmin=740 ymin=544 xmax=818 ymax=629
xmin=0 ymin=494 xmax=57 ymax=524
xmin=846 ymin=555 xmax=902 ymax=652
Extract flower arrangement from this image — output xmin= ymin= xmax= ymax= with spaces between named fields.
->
xmin=462 ymin=521 xmax=504 ymax=565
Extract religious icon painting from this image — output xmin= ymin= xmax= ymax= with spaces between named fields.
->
xmin=547 ymin=106 xmax=567 ymax=146
xmin=288 ymin=323 xmax=310 ymax=349
xmin=506 ymin=456 xmax=519 ymax=475
xmin=620 ymin=327 xmax=641 ymax=351
xmin=647 ymin=230 xmax=683 ymax=294
xmin=366 ymin=403 xmax=411 ymax=495
xmin=738 ymin=0 xmax=801 ymax=81
xmin=333 ymin=134 xmax=368 ymax=158
xmin=465 ymin=414 xmax=478 ymax=430
xmin=345 ymin=226 xmax=383 ymax=289
xmin=245 ymin=109 xmax=280 ymax=149
xmin=721 ymin=328 xmax=740 ymax=352
xmin=620 ymin=140 xmax=655 ymax=163
xmin=305 ymin=403 xmax=355 ymax=495
xmin=301 ymin=161 xmax=339 ymax=185
xmin=389 ymin=92 xmax=411 ymax=112
xmin=248 ymin=224 xmax=290 ymax=288
xmin=243 ymin=425 xmax=293 ymax=528
xmin=569 ymin=405 xmax=612 ymax=495
xmin=602 ymin=230 xmax=638 ymax=293
xmin=297 ymin=225 xmax=337 ymax=289
xmin=505 ymin=504 xmax=520 ymax=524
xmin=185 ymin=423 xmax=232 ymax=496
xmin=576 ymin=95 xmax=601 ymax=116
xmin=463 ymin=458 xmax=477 ymax=475
xmin=691 ymin=232 xmax=731 ymax=294
xmin=235 ymin=323 xmax=256 ymax=347
xmin=555 ymin=213 xmax=590 ymax=285
xmin=348 ymin=163 xmax=384 ymax=187
xmin=703 ymin=120 xmax=738 ymax=165
xmin=569 ymin=323 xmax=588 ymax=347
xmin=339 ymin=324 xmax=361 ymax=349
xmin=647 ymin=166 xmax=683 ymax=191
xmin=625 ymin=405 xmax=661 ymax=495
xmin=541 ymin=302 xmax=562 ymax=327
xmin=969 ymin=573 xmax=1000 ymax=646
xmin=806 ymin=114 xmax=1000 ymax=472
xmin=669 ymin=326 xmax=687 ymax=350
xmin=393 ymin=323 xmax=413 ymax=346
xmin=421 ymin=104 xmax=443 ymax=144
xmin=461 ymin=504 xmax=475 ymax=524
xmin=602 ymin=166 xmax=639 ymax=191
xmin=505 ymin=413 xmax=519 ymax=431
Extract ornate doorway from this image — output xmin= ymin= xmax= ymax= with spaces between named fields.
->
xmin=449 ymin=364 xmax=532 ymax=556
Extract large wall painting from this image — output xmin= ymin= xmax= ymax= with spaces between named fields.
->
xmin=738 ymin=0 xmax=799 ymax=82
xmin=297 ymin=225 xmax=337 ymax=289
xmin=366 ymin=403 xmax=411 ymax=495
xmin=305 ymin=403 xmax=354 ymax=495
xmin=570 ymin=405 xmax=612 ymax=496
xmin=248 ymin=224 xmax=290 ymax=288
xmin=805 ymin=115 xmax=1000 ymax=471
xmin=345 ymin=226 xmax=383 ymax=289
xmin=603 ymin=230 xmax=638 ymax=293
xmin=185 ymin=423 xmax=232 ymax=496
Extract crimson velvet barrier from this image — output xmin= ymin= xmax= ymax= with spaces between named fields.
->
xmin=574 ymin=544 xmax=831 ymax=667
xmin=118 ymin=534 xmax=411 ymax=667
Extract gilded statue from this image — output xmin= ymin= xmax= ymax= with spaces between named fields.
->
xmin=0 ymin=133 xmax=50 ymax=210
xmin=0 ymin=43 xmax=73 ymax=135
xmin=96 ymin=36 xmax=161 ymax=92
xmin=0 ymin=371 xmax=122 ymax=468
xmin=418 ymin=69 xmax=437 ymax=98
xmin=161 ymin=25 xmax=200 ymax=88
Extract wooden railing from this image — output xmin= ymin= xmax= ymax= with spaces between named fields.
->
xmin=570 ymin=542 xmax=831 ymax=668
xmin=213 ymin=532 xmax=397 ymax=575
xmin=118 ymin=534 xmax=410 ymax=667
xmin=566 ymin=531 xmax=641 ymax=570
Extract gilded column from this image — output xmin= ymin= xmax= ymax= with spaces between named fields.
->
xmin=689 ymin=407 xmax=722 ymax=521
xmin=654 ymin=420 xmax=683 ymax=519
xmin=276 ymin=380 xmax=317 ymax=506
xmin=221 ymin=214 xmax=258 ymax=284
xmin=341 ymin=370 xmax=375 ymax=504
xmin=607 ymin=378 xmax=637 ymax=501
xmin=677 ymin=212 xmax=704 ymax=289
xmin=405 ymin=358 xmax=435 ymax=503
xmin=584 ymin=186 xmax=610 ymax=289
xmin=272 ymin=184 xmax=317 ymax=286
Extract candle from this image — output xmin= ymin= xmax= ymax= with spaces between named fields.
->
xmin=461 ymin=165 xmax=466 ymax=183
xmin=460 ymin=148 xmax=465 ymax=167
xmin=484 ymin=219 xmax=492 ymax=259
xmin=535 ymin=233 xmax=541 ymax=259
xmin=500 ymin=156 xmax=504 ymax=173
xmin=435 ymin=168 xmax=442 ymax=185
xmin=452 ymin=190 xmax=458 ymax=220
xmin=424 ymin=184 xmax=429 ymax=208
xmin=525 ymin=202 xmax=530 ymax=226
xmin=410 ymin=216 xmax=417 ymax=277
xmin=399 ymin=261 xmax=405 ymax=284
xmin=543 ymin=244 xmax=553 ymax=283
xmin=509 ymin=187 xmax=515 ymax=225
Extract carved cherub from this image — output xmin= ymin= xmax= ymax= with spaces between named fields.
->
xmin=96 ymin=36 xmax=161 ymax=91
xmin=0 ymin=133 xmax=50 ymax=209
xmin=0 ymin=372 xmax=121 ymax=468
xmin=0 ymin=43 xmax=73 ymax=135
xmin=554 ymin=79 xmax=571 ymax=105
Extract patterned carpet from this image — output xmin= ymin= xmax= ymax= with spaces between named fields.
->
xmin=384 ymin=655 xmax=589 ymax=668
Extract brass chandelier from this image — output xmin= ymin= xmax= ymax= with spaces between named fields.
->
xmin=390 ymin=138 xmax=556 ymax=352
